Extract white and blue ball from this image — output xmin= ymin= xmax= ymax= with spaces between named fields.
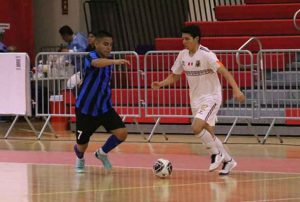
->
xmin=153 ymin=158 xmax=173 ymax=178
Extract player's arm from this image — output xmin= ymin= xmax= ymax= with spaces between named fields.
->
xmin=91 ymin=58 xmax=130 ymax=68
xmin=217 ymin=65 xmax=245 ymax=103
xmin=152 ymin=73 xmax=181 ymax=89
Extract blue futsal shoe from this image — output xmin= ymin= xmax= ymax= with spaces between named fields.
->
xmin=75 ymin=158 xmax=85 ymax=173
xmin=94 ymin=150 xmax=112 ymax=170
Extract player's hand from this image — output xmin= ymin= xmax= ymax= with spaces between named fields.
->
xmin=233 ymin=89 xmax=245 ymax=103
xmin=114 ymin=59 xmax=131 ymax=65
xmin=151 ymin=81 xmax=161 ymax=89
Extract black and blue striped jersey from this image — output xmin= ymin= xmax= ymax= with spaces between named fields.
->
xmin=76 ymin=51 xmax=113 ymax=116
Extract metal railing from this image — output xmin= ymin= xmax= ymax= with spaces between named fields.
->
xmin=293 ymin=8 xmax=300 ymax=31
xmin=257 ymin=49 xmax=300 ymax=144
xmin=222 ymin=37 xmax=264 ymax=143
xmin=4 ymin=48 xmax=300 ymax=144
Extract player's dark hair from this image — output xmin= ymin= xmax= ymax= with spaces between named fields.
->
xmin=181 ymin=25 xmax=201 ymax=38
xmin=59 ymin=25 xmax=74 ymax=36
xmin=95 ymin=30 xmax=113 ymax=39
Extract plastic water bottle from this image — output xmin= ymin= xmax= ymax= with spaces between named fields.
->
xmin=37 ymin=60 xmax=44 ymax=78
xmin=73 ymin=46 xmax=77 ymax=52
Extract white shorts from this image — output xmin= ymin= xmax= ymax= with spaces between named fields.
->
xmin=192 ymin=100 xmax=221 ymax=126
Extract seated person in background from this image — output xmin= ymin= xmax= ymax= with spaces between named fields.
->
xmin=64 ymin=39 xmax=85 ymax=89
xmin=0 ymin=43 xmax=7 ymax=52
xmin=85 ymin=31 xmax=96 ymax=52
xmin=0 ymin=31 xmax=7 ymax=52
xmin=65 ymin=31 xmax=96 ymax=89
xmin=59 ymin=25 xmax=87 ymax=72
xmin=59 ymin=25 xmax=88 ymax=52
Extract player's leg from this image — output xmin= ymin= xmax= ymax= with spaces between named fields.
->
xmin=192 ymin=118 xmax=224 ymax=171
xmin=193 ymin=101 xmax=237 ymax=175
xmin=74 ymin=110 xmax=101 ymax=173
xmin=202 ymin=127 xmax=237 ymax=175
xmin=193 ymin=100 xmax=231 ymax=171
xmin=94 ymin=108 xmax=127 ymax=169
xmin=205 ymin=126 xmax=232 ymax=162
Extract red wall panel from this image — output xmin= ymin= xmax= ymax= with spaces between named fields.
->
xmin=0 ymin=0 xmax=34 ymax=60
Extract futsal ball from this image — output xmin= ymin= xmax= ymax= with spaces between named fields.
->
xmin=153 ymin=158 xmax=173 ymax=178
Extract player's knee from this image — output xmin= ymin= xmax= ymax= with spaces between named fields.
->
xmin=76 ymin=129 xmax=91 ymax=144
xmin=192 ymin=127 xmax=204 ymax=135
xmin=115 ymin=128 xmax=128 ymax=141
xmin=191 ymin=123 xmax=205 ymax=135
xmin=191 ymin=118 xmax=207 ymax=134
xmin=76 ymin=136 xmax=90 ymax=145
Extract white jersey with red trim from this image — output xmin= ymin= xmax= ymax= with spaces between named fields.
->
xmin=171 ymin=45 xmax=222 ymax=109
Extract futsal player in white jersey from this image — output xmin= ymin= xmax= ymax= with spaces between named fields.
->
xmin=152 ymin=25 xmax=245 ymax=175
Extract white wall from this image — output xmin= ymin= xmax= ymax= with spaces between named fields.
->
xmin=33 ymin=0 xmax=87 ymax=53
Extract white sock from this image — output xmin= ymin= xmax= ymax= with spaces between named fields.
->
xmin=98 ymin=148 xmax=107 ymax=155
xmin=215 ymin=137 xmax=232 ymax=162
xmin=198 ymin=130 xmax=219 ymax=155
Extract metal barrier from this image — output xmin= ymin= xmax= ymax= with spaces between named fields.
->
xmin=144 ymin=50 xmax=257 ymax=142
xmin=223 ymin=37 xmax=263 ymax=143
xmin=34 ymin=51 xmax=142 ymax=139
xmin=218 ymin=49 xmax=261 ymax=144
xmin=293 ymin=8 xmax=300 ymax=31
xmin=143 ymin=51 xmax=182 ymax=141
xmin=257 ymin=49 xmax=300 ymax=144
xmin=29 ymin=49 xmax=300 ymax=143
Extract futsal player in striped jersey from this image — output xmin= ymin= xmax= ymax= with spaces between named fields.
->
xmin=152 ymin=25 xmax=245 ymax=175
xmin=74 ymin=31 xmax=130 ymax=173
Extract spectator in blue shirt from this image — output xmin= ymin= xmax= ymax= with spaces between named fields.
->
xmin=59 ymin=25 xmax=88 ymax=71
xmin=59 ymin=25 xmax=88 ymax=52
xmin=0 ymin=43 xmax=7 ymax=52
xmin=0 ymin=31 xmax=7 ymax=52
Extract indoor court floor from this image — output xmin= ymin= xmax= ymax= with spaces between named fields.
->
xmin=1 ymin=121 xmax=300 ymax=202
